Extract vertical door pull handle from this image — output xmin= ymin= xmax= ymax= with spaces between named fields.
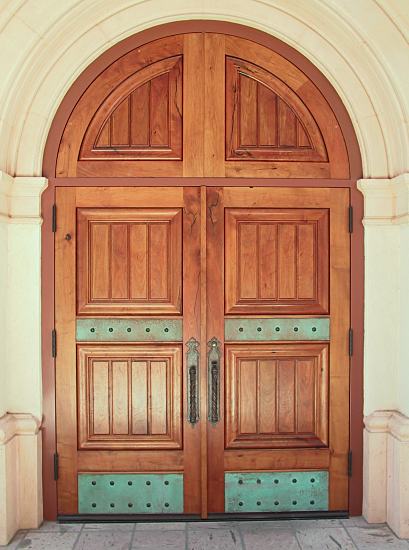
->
xmin=186 ymin=338 xmax=200 ymax=425
xmin=208 ymin=337 xmax=221 ymax=424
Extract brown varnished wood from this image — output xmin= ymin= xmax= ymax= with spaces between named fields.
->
xmin=55 ymin=188 xmax=78 ymax=514
xmin=78 ymin=451 xmax=184 ymax=471
xmin=225 ymin=208 xmax=329 ymax=315
xmin=225 ymin=344 xmax=328 ymax=449
xmin=77 ymin=345 xmax=182 ymax=450
xmin=225 ymin=448 xmax=330 ymax=471
xmin=77 ymin=207 xmax=182 ymax=315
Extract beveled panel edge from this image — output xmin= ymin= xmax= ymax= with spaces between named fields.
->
xmin=76 ymin=318 xmax=183 ymax=342
xmin=224 ymin=318 xmax=329 ymax=341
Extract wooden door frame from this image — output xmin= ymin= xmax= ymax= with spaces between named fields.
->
xmin=41 ymin=20 xmax=363 ymax=521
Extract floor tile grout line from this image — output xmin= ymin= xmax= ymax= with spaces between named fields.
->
xmin=71 ymin=523 xmax=85 ymax=549
xmin=341 ymin=524 xmax=359 ymax=550
xmin=129 ymin=522 xmax=137 ymax=549
xmin=236 ymin=523 xmax=247 ymax=550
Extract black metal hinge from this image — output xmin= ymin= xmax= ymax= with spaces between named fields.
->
xmin=52 ymin=329 xmax=57 ymax=358
xmin=52 ymin=204 xmax=57 ymax=233
xmin=54 ymin=452 xmax=59 ymax=481
xmin=349 ymin=328 xmax=353 ymax=356
xmin=348 ymin=205 xmax=353 ymax=233
xmin=348 ymin=450 xmax=353 ymax=477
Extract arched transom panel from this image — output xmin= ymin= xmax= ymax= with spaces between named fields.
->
xmin=56 ymin=33 xmax=349 ymax=178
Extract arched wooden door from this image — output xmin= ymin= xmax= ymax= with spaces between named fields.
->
xmin=49 ymin=29 xmax=359 ymax=519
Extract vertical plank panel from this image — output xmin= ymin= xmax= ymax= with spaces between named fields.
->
xmin=239 ymin=75 xmax=258 ymax=146
xmin=296 ymin=359 xmax=315 ymax=433
xmin=278 ymin=224 xmax=296 ymax=299
xmin=95 ymin=120 xmax=110 ymax=147
xmin=239 ymin=360 xmax=257 ymax=434
xmin=91 ymin=223 xmax=110 ymax=299
xmin=150 ymin=74 xmax=169 ymax=146
xmin=258 ymin=360 xmax=276 ymax=433
xmin=111 ymin=224 xmax=128 ymax=299
xmin=112 ymin=361 xmax=129 ymax=435
xmin=149 ymin=223 xmax=168 ymax=299
xmin=259 ymin=224 xmax=277 ymax=299
xmin=258 ymin=85 xmax=277 ymax=146
xmin=278 ymin=99 xmax=297 ymax=146
xmin=278 ymin=360 xmax=295 ymax=432
xmin=92 ymin=361 xmax=110 ymax=435
xmin=183 ymin=34 xmax=204 ymax=176
xmin=297 ymin=120 xmax=310 ymax=147
xmin=131 ymin=83 xmax=150 ymax=145
xmin=204 ymin=33 xmax=225 ymax=176
xmin=150 ymin=361 xmax=167 ymax=435
xmin=239 ymin=223 xmax=258 ymax=298
xmin=131 ymin=361 xmax=148 ymax=435
xmin=129 ymin=224 xmax=148 ymax=299
xmin=111 ymin=97 xmax=130 ymax=146
xmin=297 ymin=224 xmax=315 ymax=299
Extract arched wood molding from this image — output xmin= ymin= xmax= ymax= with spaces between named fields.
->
xmin=52 ymin=29 xmax=352 ymax=179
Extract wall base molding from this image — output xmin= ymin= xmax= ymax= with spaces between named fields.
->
xmin=364 ymin=410 xmax=409 ymax=538
xmin=0 ymin=413 xmax=43 ymax=545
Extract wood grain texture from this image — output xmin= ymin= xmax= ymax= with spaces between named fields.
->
xmin=77 ymin=345 xmax=182 ymax=449
xmin=225 ymin=208 xmax=329 ymax=314
xmin=77 ymin=207 xmax=182 ymax=315
xmin=225 ymin=344 xmax=328 ymax=449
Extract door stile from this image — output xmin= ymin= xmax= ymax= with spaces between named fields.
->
xmin=55 ymin=187 xmax=78 ymax=513
xmin=206 ymin=187 xmax=226 ymax=513
xmin=182 ymin=187 xmax=202 ymax=513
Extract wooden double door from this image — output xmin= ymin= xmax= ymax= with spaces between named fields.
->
xmin=55 ymin=184 xmax=350 ymax=517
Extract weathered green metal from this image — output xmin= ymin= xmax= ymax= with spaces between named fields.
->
xmin=208 ymin=337 xmax=221 ymax=424
xmin=78 ymin=473 xmax=183 ymax=514
xmin=186 ymin=338 xmax=200 ymax=424
xmin=225 ymin=318 xmax=330 ymax=341
xmin=225 ymin=471 xmax=328 ymax=513
xmin=76 ymin=319 xmax=183 ymax=342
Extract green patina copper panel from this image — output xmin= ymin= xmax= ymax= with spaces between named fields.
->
xmin=225 ymin=318 xmax=330 ymax=341
xmin=76 ymin=319 xmax=183 ymax=342
xmin=225 ymin=471 xmax=328 ymax=513
xmin=78 ymin=473 xmax=183 ymax=514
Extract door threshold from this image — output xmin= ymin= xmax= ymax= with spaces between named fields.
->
xmin=58 ymin=511 xmax=348 ymax=523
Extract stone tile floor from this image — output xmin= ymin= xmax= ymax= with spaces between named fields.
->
xmin=2 ymin=517 xmax=409 ymax=549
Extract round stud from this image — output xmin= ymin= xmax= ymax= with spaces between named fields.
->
xmin=312 ymin=327 xmax=317 ymax=332
xmin=275 ymin=327 xmax=280 ymax=332
xmin=238 ymin=479 xmax=243 ymax=485
xmin=256 ymin=479 xmax=261 ymax=484
xmin=294 ymin=327 xmax=299 ymax=332
xmin=239 ymin=501 xmax=243 ymax=507
xmin=310 ymin=500 xmax=315 ymax=505
xmin=274 ymin=501 xmax=279 ymax=505
xmin=164 ymin=503 xmax=169 ymax=508
xmin=164 ymin=328 xmax=169 ymax=333
xmin=146 ymin=328 xmax=150 ymax=332
xmin=128 ymin=503 xmax=133 ymax=508
xmin=292 ymin=479 xmax=297 ymax=484
xmin=91 ymin=481 xmax=96 ymax=486
xmin=110 ymin=503 xmax=115 ymax=508
xmin=257 ymin=327 xmax=262 ymax=332
xmin=274 ymin=479 xmax=279 ymax=484
xmin=92 ymin=503 xmax=96 ymax=508
xmin=127 ymin=328 xmax=131 ymax=332
xmin=90 ymin=328 xmax=95 ymax=333
xmin=146 ymin=480 xmax=151 ymax=486
xmin=108 ymin=327 xmax=113 ymax=332
xmin=128 ymin=481 xmax=133 ymax=486
xmin=239 ymin=327 xmax=244 ymax=332
xmin=164 ymin=480 xmax=169 ymax=486
xmin=292 ymin=500 xmax=297 ymax=505
xmin=110 ymin=481 xmax=115 ymax=486
xmin=257 ymin=501 xmax=261 ymax=506
xmin=146 ymin=503 xmax=151 ymax=508
xmin=310 ymin=478 xmax=315 ymax=483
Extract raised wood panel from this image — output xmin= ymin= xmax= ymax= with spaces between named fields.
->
xmin=80 ymin=56 xmax=182 ymax=161
xmin=225 ymin=56 xmax=327 ymax=162
xmin=225 ymin=208 xmax=329 ymax=314
xmin=77 ymin=208 xmax=182 ymax=315
xmin=225 ymin=344 xmax=328 ymax=449
xmin=77 ymin=345 xmax=182 ymax=450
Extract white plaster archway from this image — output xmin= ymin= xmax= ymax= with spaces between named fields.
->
xmin=0 ymin=0 xmax=407 ymax=178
